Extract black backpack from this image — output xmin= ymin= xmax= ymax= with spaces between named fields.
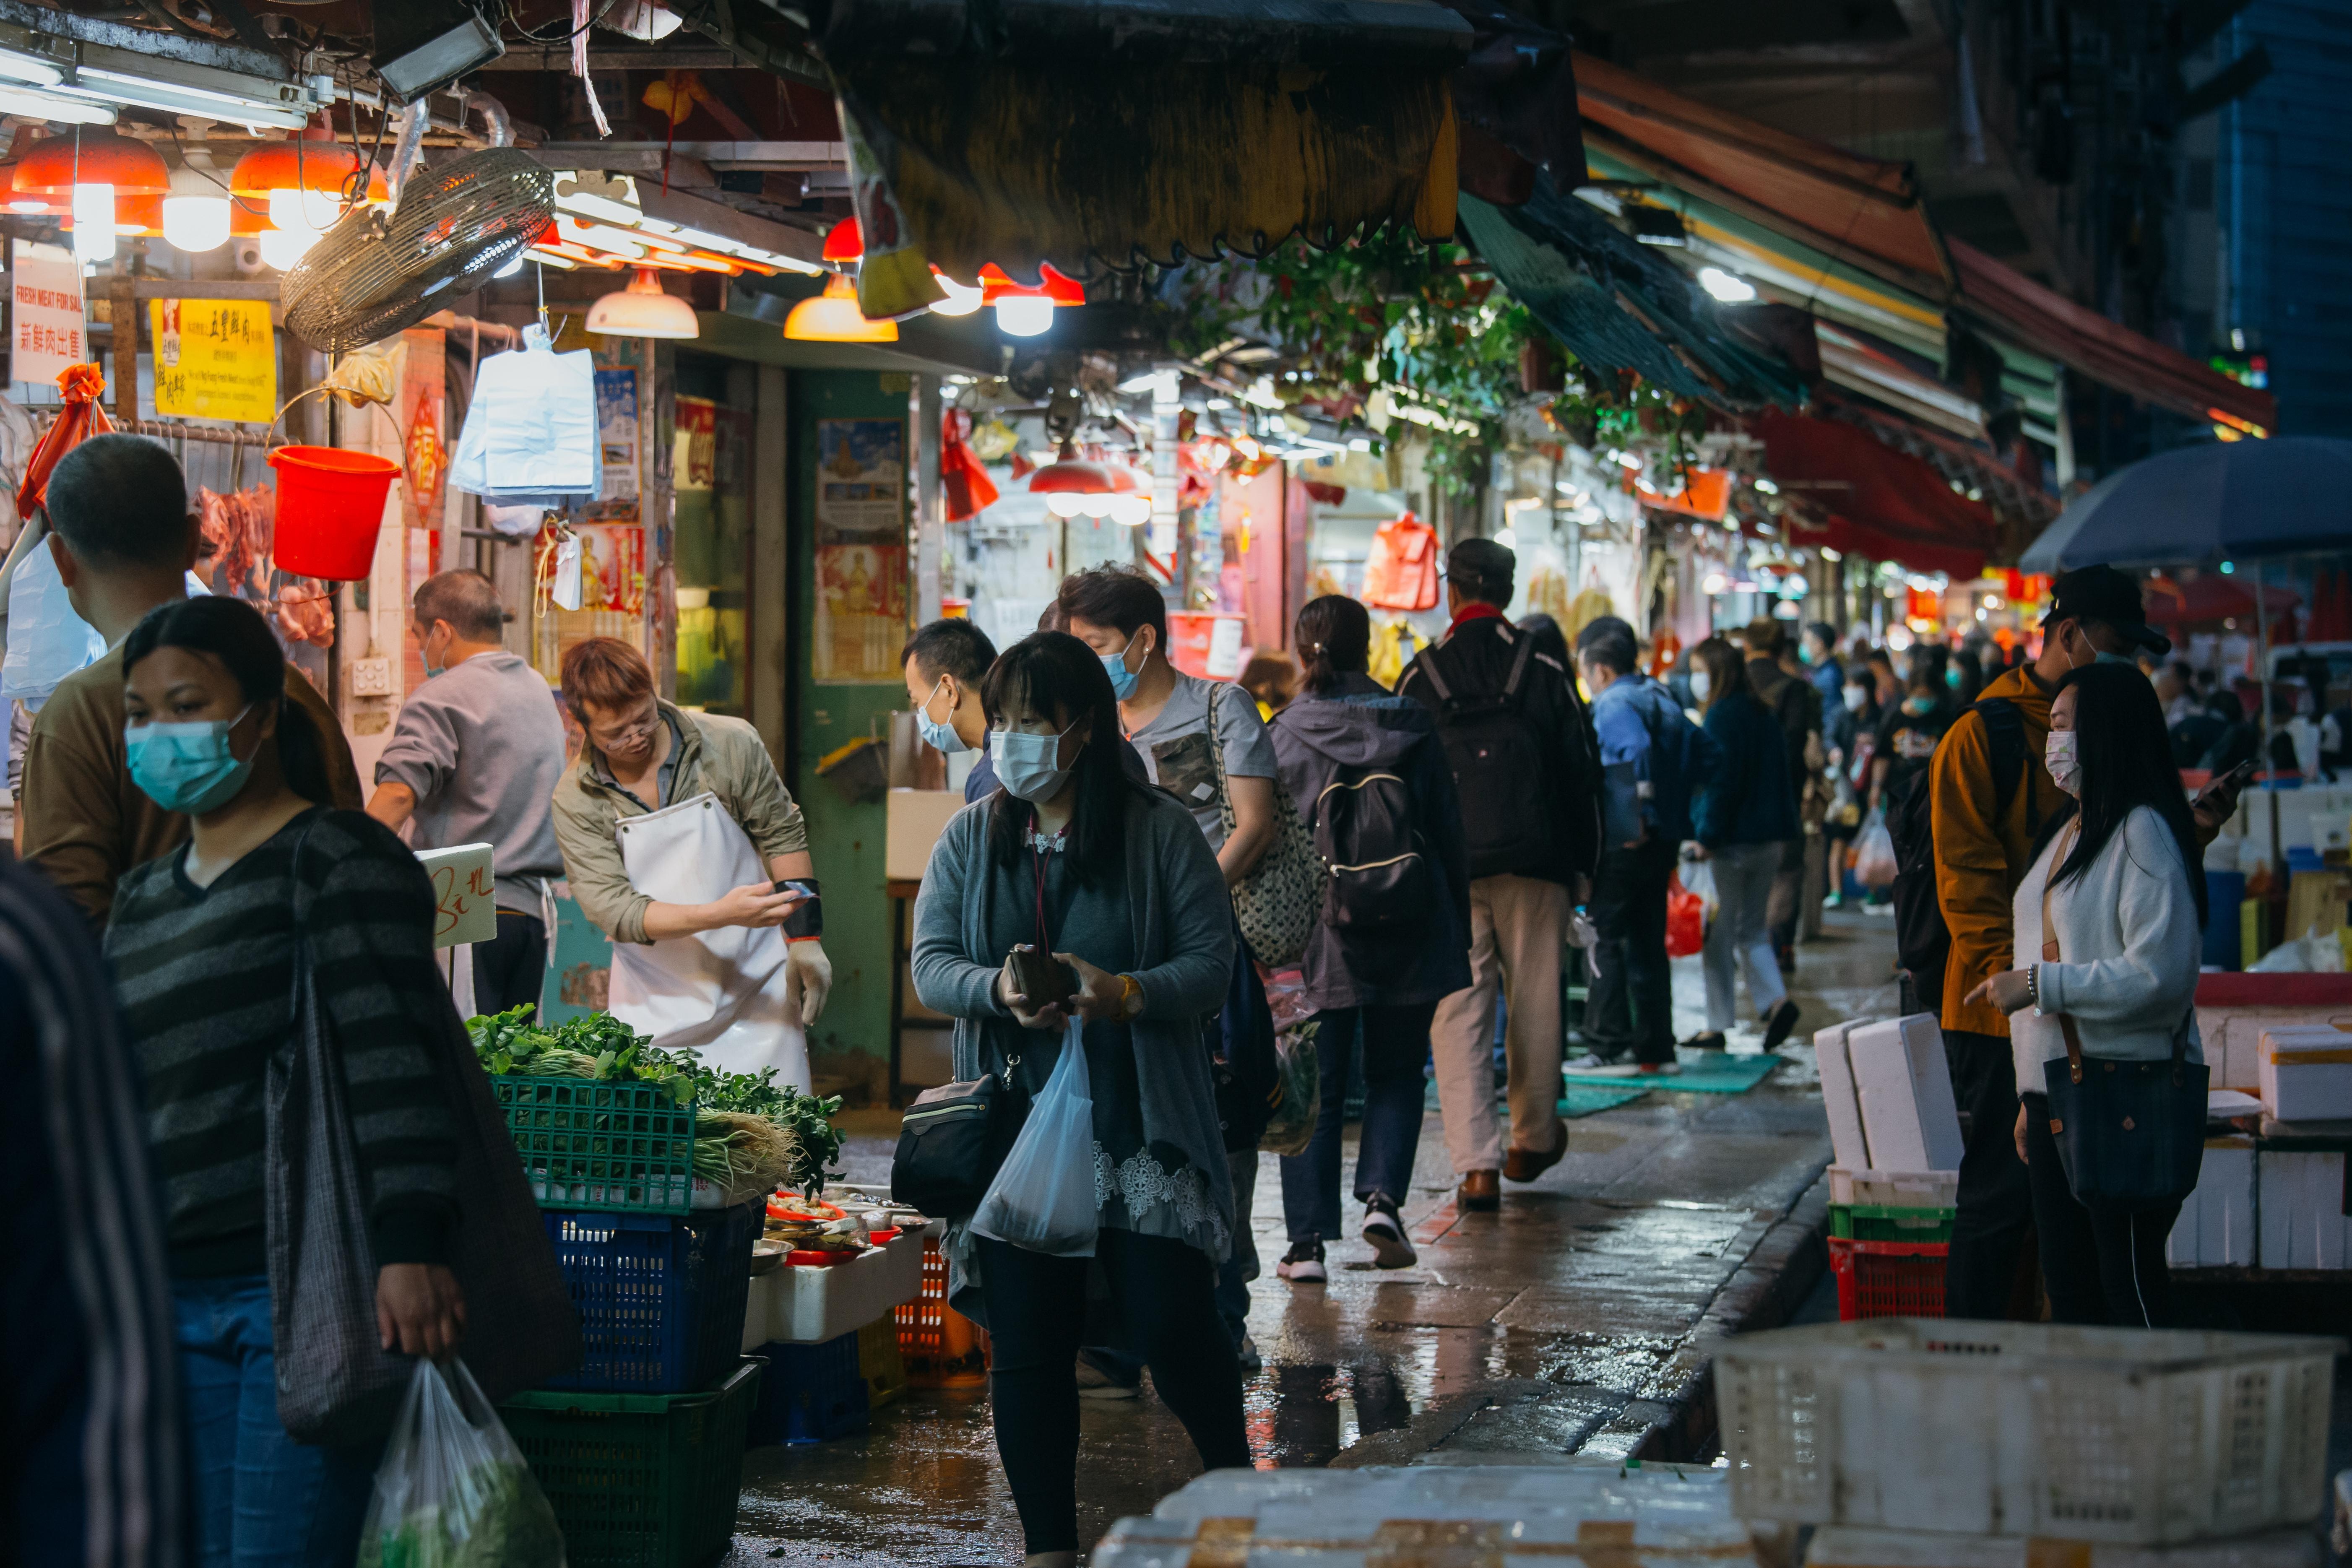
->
xmin=1888 ymin=697 xmax=2039 ymax=1013
xmin=1411 ymin=631 xmax=1554 ymax=877
xmin=1314 ymin=766 xmax=1431 ymax=930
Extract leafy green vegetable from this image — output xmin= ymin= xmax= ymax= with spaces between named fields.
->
xmin=357 ymin=1460 xmax=563 ymax=1568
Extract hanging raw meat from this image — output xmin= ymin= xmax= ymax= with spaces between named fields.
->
xmin=273 ymin=580 xmax=335 ymax=648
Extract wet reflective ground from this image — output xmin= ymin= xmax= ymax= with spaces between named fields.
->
xmin=726 ymin=910 xmax=1902 ymax=1565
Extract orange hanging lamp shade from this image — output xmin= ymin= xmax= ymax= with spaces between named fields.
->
xmin=229 ymin=135 xmax=365 ymax=198
xmin=63 ymin=192 xmax=161 ymax=235
xmin=822 ymin=216 xmax=863 ymax=265
xmin=783 ymin=272 xmax=897 ymax=343
xmin=16 ymin=130 xmax=169 ymax=195
xmin=978 ymin=263 xmax=1086 ymax=307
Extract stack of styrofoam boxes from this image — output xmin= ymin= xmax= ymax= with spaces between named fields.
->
xmin=1816 ymin=1017 xmax=1963 ymax=1318
xmin=1717 ymin=1319 xmax=2342 ymax=1568
xmin=2170 ymin=992 xmax=2335 ymax=1270
xmin=1093 ymin=1460 xmax=1772 ymax=1568
xmin=2253 ymin=1025 xmax=2352 ymax=1271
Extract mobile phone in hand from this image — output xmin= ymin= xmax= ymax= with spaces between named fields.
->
xmin=773 ymin=879 xmax=818 ymax=900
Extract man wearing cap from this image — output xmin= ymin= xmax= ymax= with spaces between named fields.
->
xmin=1396 ymin=538 xmax=1602 ymax=1212
xmin=1929 ymin=565 xmax=2209 ymax=1318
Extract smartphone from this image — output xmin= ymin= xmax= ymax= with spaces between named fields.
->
xmin=2198 ymin=758 xmax=2258 ymax=806
xmin=772 ymin=878 xmax=819 ymax=900
xmin=1007 ymin=944 xmax=1077 ymax=1006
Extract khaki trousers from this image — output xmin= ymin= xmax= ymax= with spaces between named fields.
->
xmin=1429 ymin=874 xmax=1568 ymax=1175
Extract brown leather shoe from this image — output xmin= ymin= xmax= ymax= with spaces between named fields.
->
xmin=1458 ymin=1170 xmax=1501 ymax=1211
xmin=1504 ymin=1122 xmax=1569 ymax=1183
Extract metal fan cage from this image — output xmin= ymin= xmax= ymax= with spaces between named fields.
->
xmin=284 ymin=148 xmax=554 ymax=354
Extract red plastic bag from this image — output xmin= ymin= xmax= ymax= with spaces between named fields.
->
xmin=1362 ymin=512 xmax=1438 ymax=611
xmin=1665 ymin=874 xmax=1707 ymax=958
xmin=16 ymin=363 xmax=112 ymax=521
xmin=940 ymin=409 xmax=999 ymax=521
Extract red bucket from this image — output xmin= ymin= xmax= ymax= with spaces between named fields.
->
xmin=266 ymin=445 xmax=399 ymax=580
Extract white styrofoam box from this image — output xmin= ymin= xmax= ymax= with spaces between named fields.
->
xmin=1808 ymin=1526 xmax=2319 ymax=1568
xmin=1846 ymin=1014 xmax=1963 ymax=1172
xmin=2257 ymin=1026 xmax=2352 ymax=1121
xmin=2167 ymin=1137 xmax=2255 ymax=1268
xmin=2187 ymin=1004 xmax=2344 ymax=1091
xmin=1815 ymin=1021 xmax=1872 ymax=1170
xmin=739 ymin=1226 xmax=925 ymax=1349
xmin=1717 ymin=1319 xmax=2342 ymax=1543
xmin=2256 ymin=1149 xmax=2352 ymax=1270
xmin=1093 ymin=1463 xmax=1755 ymax=1568
xmin=1829 ymin=1167 xmax=1960 ymax=1208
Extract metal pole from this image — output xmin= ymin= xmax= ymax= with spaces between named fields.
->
xmin=2256 ymin=567 xmax=2277 ymax=871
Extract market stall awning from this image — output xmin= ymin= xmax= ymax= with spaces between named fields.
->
xmin=1948 ymin=239 xmax=2277 ymax=435
xmin=1756 ymin=409 xmax=1999 ymax=579
xmin=1570 ymin=52 xmax=1951 ymax=299
xmin=1459 ymin=186 xmax=1808 ymax=409
xmin=819 ymin=0 xmax=1473 ymax=317
xmin=2145 ymin=573 xmax=2299 ymax=626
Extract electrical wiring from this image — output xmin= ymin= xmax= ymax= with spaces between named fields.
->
xmin=500 ymin=0 xmax=629 ymax=45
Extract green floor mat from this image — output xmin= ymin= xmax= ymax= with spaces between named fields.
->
xmin=1558 ymin=1048 xmax=1783 ymax=1095
xmin=1421 ymin=1080 xmax=1652 ymax=1118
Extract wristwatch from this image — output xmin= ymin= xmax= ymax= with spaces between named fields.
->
xmin=1117 ymin=973 xmax=1143 ymax=1022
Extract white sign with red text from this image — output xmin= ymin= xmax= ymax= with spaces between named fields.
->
xmin=11 ymin=240 xmax=86 ymax=390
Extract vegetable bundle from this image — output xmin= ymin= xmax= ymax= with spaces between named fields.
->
xmin=467 ymin=1005 xmax=845 ymax=1197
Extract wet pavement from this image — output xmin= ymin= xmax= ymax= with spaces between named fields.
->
xmin=727 ymin=907 xmax=1903 ymax=1566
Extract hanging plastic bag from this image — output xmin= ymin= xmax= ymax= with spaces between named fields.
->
xmin=1666 ymin=870 xmax=1707 ymax=959
xmin=357 ymin=1357 xmax=565 ymax=1568
xmin=1679 ymin=856 xmax=1717 ymax=913
xmin=0 ymin=534 xmax=103 ymax=711
xmin=1257 ymin=1018 xmax=1321 ymax=1157
xmin=1853 ymin=807 xmax=1899 ymax=889
xmin=970 ymin=1017 xmax=1098 ymax=1256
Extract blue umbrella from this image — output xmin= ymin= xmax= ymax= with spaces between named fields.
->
xmin=2018 ymin=436 xmax=2352 ymax=571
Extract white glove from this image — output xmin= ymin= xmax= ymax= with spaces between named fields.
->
xmin=786 ymin=939 xmax=833 ymax=1026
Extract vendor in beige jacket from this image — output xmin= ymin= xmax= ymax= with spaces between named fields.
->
xmin=549 ymin=636 xmax=830 ymax=1082
xmin=1964 ymin=662 xmax=2206 ymax=1328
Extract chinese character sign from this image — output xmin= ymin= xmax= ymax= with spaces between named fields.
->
xmin=813 ymin=417 xmax=909 ymax=682
xmin=12 ymin=241 xmax=86 ymax=390
xmin=149 ymin=298 xmax=277 ymax=423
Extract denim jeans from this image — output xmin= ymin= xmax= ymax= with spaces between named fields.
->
xmin=1279 ymin=1002 xmax=1437 ymax=1246
xmin=174 ymin=1275 xmax=381 ymax=1568
xmin=1700 ymin=841 xmax=1787 ymax=1032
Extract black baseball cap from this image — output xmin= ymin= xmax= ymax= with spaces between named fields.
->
xmin=2043 ymin=565 xmax=2171 ymax=654
xmin=1446 ymin=537 xmax=1516 ymax=600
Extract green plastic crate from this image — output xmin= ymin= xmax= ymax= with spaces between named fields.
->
xmin=494 ymin=1076 xmax=695 ymax=1215
xmin=1829 ymin=1202 xmax=1956 ymax=1243
xmin=503 ymin=1358 xmax=762 ymax=1568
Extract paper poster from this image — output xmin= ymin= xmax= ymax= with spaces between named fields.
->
xmin=588 ymin=367 xmax=640 ymax=521
xmin=815 ymin=417 xmax=906 ymax=543
xmin=674 ymin=395 xmax=716 ymax=492
xmin=148 ymin=298 xmax=276 ymax=423
xmin=814 ymin=542 xmax=908 ymax=681
xmin=11 ymin=240 xmax=86 ymax=389
xmin=577 ymin=523 xmax=645 ymax=614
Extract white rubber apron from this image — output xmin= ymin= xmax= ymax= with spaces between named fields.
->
xmin=606 ymin=790 xmax=810 ymax=1090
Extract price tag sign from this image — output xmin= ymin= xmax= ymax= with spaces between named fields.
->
xmin=417 ymin=843 xmax=498 ymax=948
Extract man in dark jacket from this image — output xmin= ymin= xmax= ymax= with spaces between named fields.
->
xmin=1396 ymin=539 xmax=1602 ymax=1209
xmin=1571 ymin=616 xmax=1720 ymax=1076
xmin=1742 ymin=620 xmax=1821 ymax=972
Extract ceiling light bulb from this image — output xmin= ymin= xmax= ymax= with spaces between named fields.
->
xmin=258 ymin=224 xmax=316 ymax=270
xmin=1697 ymin=266 xmax=1757 ymax=303
xmin=994 ymin=295 xmax=1054 ymax=337
xmin=1043 ymin=492 xmax=1087 ymax=519
xmin=1079 ymin=494 xmax=1114 ymax=519
xmin=929 ymin=271 xmax=983 ymax=317
xmin=160 ymin=194 xmax=230 ymax=252
xmin=71 ymin=185 xmax=115 ymax=263
xmin=1110 ymin=494 xmax=1152 ymax=526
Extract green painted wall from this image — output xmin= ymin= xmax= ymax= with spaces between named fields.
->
xmin=790 ymin=370 xmax=911 ymax=1104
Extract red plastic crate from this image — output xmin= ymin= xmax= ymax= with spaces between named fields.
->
xmin=893 ymin=1238 xmax=989 ymax=1388
xmin=1828 ymin=1235 xmax=1947 ymax=1321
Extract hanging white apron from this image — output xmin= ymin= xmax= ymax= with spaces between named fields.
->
xmin=606 ymin=790 xmax=811 ymax=1090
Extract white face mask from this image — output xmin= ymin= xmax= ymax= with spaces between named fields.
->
xmin=991 ymin=721 xmax=1079 ymax=803
xmin=2045 ymin=728 xmax=2081 ymax=796
xmin=1842 ymin=686 xmax=1868 ymax=713
xmin=1689 ymin=670 xmax=1713 ymax=704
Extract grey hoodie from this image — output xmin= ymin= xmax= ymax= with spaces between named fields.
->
xmin=1269 ymin=674 xmax=1474 ymax=1012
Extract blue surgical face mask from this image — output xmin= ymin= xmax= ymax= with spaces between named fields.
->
xmin=991 ymin=720 xmax=1079 ymax=803
xmin=421 ymin=623 xmax=450 ymax=680
xmin=2095 ymin=650 xmax=2137 ymax=667
xmin=124 ymin=703 xmax=256 ymax=816
xmin=914 ymin=674 xmax=968 ymax=754
xmin=1100 ymin=631 xmax=1144 ymax=701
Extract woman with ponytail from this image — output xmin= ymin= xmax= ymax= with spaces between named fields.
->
xmin=104 ymin=595 xmax=462 ymax=1563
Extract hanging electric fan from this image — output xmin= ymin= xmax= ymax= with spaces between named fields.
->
xmin=282 ymin=148 xmax=554 ymax=353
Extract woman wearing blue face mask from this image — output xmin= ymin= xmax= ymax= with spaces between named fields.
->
xmin=910 ymin=630 xmax=1248 ymax=1568
xmin=103 ymin=596 xmax=465 ymax=1565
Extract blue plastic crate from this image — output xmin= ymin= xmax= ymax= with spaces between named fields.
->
xmin=747 ymin=1332 xmax=870 ymax=1446
xmin=544 ymin=1204 xmax=758 ymax=1394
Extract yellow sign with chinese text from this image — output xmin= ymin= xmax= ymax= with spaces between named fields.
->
xmin=148 ymin=298 xmax=276 ymax=423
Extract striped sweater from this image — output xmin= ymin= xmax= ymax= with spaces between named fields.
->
xmin=104 ymin=808 xmax=458 ymax=1278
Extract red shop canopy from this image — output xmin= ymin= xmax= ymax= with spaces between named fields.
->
xmin=1756 ymin=410 xmax=1998 ymax=579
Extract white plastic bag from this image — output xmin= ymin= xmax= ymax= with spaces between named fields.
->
xmin=970 ymin=1017 xmax=1098 ymax=1256
xmin=356 ymin=1358 xmax=566 ymax=1568
xmin=1853 ymin=807 xmax=1899 ymax=889
xmin=1680 ymin=854 xmax=1718 ymax=912
xmin=0 ymin=532 xmax=103 ymax=711
xmin=448 ymin=325 xmax=599 ymax=498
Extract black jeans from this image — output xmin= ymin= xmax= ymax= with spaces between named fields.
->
xmin=474 ymin=911 xmax=547 ymax=1017
xmin=1942 ymin=1030 xmax=2037 ymax=1320
xmin=1279 ymin=1001 xmax=1436 ymax=1244
xmin=1585 ymin=837 xmax=1677 ymax=1065
xmin=2021 ymin=1091 xmax=2180 ymax=1326
xmin=978 ymin=1230 xmax=1249 ymax=1554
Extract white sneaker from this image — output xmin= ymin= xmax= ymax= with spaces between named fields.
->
xmin=1361 ymin=1198 xmax=1417 ymax=1269
xmin=1275 ymin=1239 xmax=1327 ymax=1283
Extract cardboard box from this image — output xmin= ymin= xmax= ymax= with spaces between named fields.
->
xmin=1815 ymin=1020 xmax=1873 ymax=1170
xmin=2166 ymin=1136 xmax=2254 ymax=1268
xmin=2256 ymin=1149 xmax=2352 ymax=1270
xmin=884 ymin=788 xmax=966 ymax=884
xmin=2257 ymin=1026 xmax=2352 ymax=1122
xmin=1846 ymin=1014 xmax=1964 ymax=1172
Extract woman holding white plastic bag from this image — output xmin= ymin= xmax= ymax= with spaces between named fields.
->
xmin=911 ymin=632 xmax=1248 ymax=1568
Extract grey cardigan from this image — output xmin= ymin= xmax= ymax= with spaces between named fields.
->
xmin=911 ymin=785 xmax=1236 ymax=1313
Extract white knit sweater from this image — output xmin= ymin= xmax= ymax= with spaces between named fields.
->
xmin=2010 ymin=804 xmax=2206 ymax=1095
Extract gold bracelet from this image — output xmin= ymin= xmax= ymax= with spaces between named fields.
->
xmin=1118 ymin=973 xmax=1142 ymax=1022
